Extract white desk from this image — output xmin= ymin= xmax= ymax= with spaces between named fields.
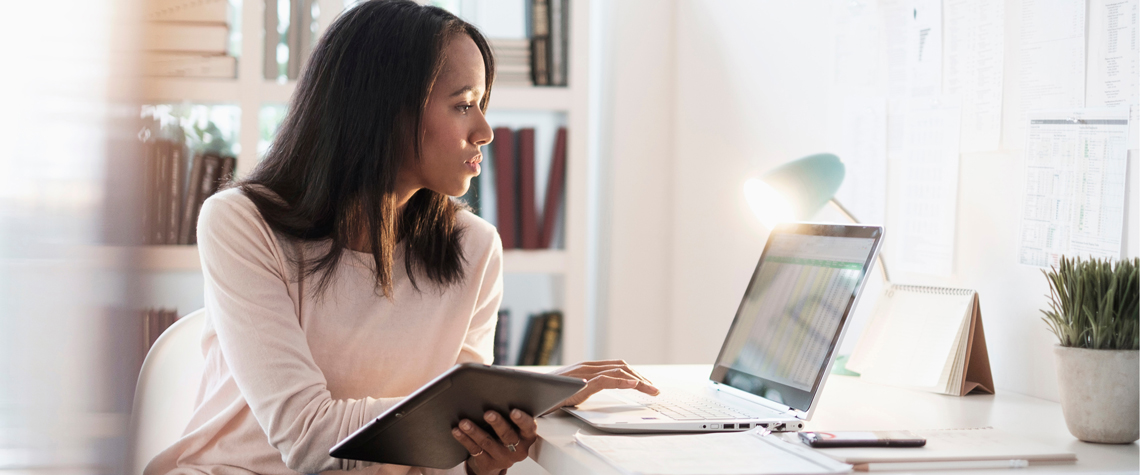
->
xmin=528 ymin=365 xmax=1138 ymax=474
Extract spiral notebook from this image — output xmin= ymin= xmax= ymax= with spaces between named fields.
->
xmin=846 ymin=285 xmax=994 ymax=396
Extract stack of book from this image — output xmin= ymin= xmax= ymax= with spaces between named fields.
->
xmin=458 ymin=127 xmax=566 ymax=249
xmin=144 ymin=0 xmax=236 ymax=78
xmin=491 ymin=39 xmax=533 ymax=87
xmin=142 ymin=308 xmax=179 ymax=357
xmin=517 ymin=311 xmax=562 ymax=366
xmin=530 ymin=0 xmax=568 ymax=86
xmin=143 ymin=137 xmax=236 ymax=245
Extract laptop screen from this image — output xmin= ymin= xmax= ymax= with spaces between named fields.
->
xmin=711 ymin=223 xmax=882 ymax=414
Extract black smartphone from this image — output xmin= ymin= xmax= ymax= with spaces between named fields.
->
xmin=799 ymin=430 xmax=927 ymax=448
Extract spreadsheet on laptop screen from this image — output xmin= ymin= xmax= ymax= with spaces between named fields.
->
xmin=718 ymin=234 xmax=876 ymax=391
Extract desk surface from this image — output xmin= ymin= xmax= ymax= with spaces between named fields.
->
xmin=528 ymin=365 xmax=1138 ymax=474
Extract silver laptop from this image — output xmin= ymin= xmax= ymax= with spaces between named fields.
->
xmin=564 ymin=223 xmax=884 ymax=433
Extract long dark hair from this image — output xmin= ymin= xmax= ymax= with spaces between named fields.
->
xmin=239 ymin=0 xmax=495 ymax=297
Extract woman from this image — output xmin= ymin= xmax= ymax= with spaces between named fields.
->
xmin=144 ymin=1 xmax=657 ymax=474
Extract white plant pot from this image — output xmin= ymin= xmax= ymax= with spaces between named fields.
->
xmin=1053 ymin=346 xmax=1139 ymax=444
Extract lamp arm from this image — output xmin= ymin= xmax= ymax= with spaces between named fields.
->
xmin=828 ymin=199 xmax=891 ymax=284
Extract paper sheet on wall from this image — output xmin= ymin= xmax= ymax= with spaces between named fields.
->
xmin=1018 ymin=109 xmax=1129 ymax=267
xmin=1010 ymin=0 xmax=1087 ymax=147
xmin=835 ymin=1 xmax=883 ymax=88
xmin=881 ymin=0 xmax=911 ymax=97
xmin=1086 ymin=0 xmax=1139 ymax=109
xmin=837 ymin=97 xmax=888 ymax=225
xmin=943 ymin=0 xmax=1005 ymax=152
xmin=894 ymin=99 xmax=961 ymax=276
xmin=909 ymin=0 xmax=943 ymax=97
xmin=1086 ymin=0 xmax=1139 ymax=150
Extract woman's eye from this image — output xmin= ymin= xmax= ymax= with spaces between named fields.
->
xmin=457 ymin=104 xmax=472 ymax=113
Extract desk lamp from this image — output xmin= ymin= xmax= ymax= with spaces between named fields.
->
xmin=743 ymin=153 xmax=891 ymax=282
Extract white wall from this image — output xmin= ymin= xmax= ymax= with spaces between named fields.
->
xmin=597 ymin=0 xmax=1140 ymax=402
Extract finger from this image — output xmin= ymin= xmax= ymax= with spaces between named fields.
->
xmin=564 ymin=363 xmax=657 ymax=387
xmin=483 ymin=411 xmax=522 ymax=446
xmin=598 ymin=367 xmax=660 ymax=395
xmin=459 ymin=418 xmax=510 ymax=460
xmin=451 ymin=426 xmax=485 ymax=457
xmin=510 ymin=408 xmax=539 ymax=440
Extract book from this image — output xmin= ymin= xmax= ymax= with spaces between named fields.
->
xmin=811 ymin=427 xmax=1076 ymax=469
xmin=492 ymin=127 xmax=517 ymax=248
xmin=146 ymin=0 xmax=227 ymax=22
xmin=517 ymin=313 xmax=547 ymax=365
xmin=535 ymin=311 xmax=562 ymax=366
xmin=531 ymin=0 xmax=551 ymax=85
xmin=142 ymin=53 xmax=236 ymax=78
xmin=517 ymin=128 xmax=539 ymax=249
xmin=165 ymin=141 xmax=187 ymax=245
xmin=540 ymin=127 xmax=566 ymax=248
xmin=154 ymin=140 xmax=172 ymax=244
xmin=492 ymin=310 xmax=510 ymax=365
xmin=188 ymin=154 xmax=224 ymax=244
xmin=146 ymin=22 xmax=229 ymax=54
xmin=847 ymin=285 xmax=994 ymax=396
xmin=264 ymin=0 xmax=279 ymax=79
xmin=142 ymin=140 xmax=159 ymax=244
xmin=548 ymin=0 xmax=567 ymax=86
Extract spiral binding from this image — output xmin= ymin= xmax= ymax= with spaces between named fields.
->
xmin=885 ymin=284 xmax=974 ymax=298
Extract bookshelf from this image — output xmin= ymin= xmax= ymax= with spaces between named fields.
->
xmin=132 ymin=0 xmax=593 ymax=364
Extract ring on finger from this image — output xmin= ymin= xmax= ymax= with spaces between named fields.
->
xmin=506 ymin=441 xmax=518 ymax=452
xmin=472 ymin=449 xmax=485 ymax=457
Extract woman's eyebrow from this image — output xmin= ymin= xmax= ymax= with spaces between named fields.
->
xmin=450 ymin=85 xmax=479 ymax=97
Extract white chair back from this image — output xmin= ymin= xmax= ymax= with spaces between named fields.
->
xmin=127 ymin=308 xmax=206 ymax=475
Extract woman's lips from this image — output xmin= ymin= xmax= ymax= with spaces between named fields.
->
xmin=465 ymin=155 xmax=482 ymax=174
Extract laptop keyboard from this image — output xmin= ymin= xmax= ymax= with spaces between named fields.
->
xmin=618 ymin=390 xmax=760 ymax=421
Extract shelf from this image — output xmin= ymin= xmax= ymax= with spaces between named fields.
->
xmin=143 ymin=78 xmax=241 ymax=103
xmin=102 ymin=245 xmax=566 ymax=274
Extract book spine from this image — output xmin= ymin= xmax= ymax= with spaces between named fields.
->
xmin=493 ymin=310 xmax=510 ymax=365
xmin=220 ymin=155 xmax=237 ymax=186
xmin=536 ymin=311 xmax=562 ymax=366
xmin=147 ymin=0 xmax=228 ymax=22
xmin=178 ymin=152 xmax=206 ymax=244
xmin=154 ymin=140 xmax=172 ymax=244
xmin=531 ymin=37 xmax=550 ymax=86
xmin=264 ymin=0 xmax=279 ymax=79
xmin=549 ymin=0 xmax=565 ymax=86
xmin=492 ymin=127 xmax=517 ymax=249
xmin=518 ymin=313 xmax=546 ymax=366
xmin=166 ymin=142 xmax=186 ymax=245
xmin=189 ymin=155 xmax=223 ymax=245
xmin=541 ymin=128 xmax=567 ymax=248
xmin=146 ymin=22 xmax=229 ymax=54
xmin=142 ymin=142 xmax=158 ymax=244
xmin=517 ymin=128 xmax=539 ymax=249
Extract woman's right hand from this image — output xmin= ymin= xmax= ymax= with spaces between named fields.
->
xmin=549 ymin=360 xmax=660 ymax=410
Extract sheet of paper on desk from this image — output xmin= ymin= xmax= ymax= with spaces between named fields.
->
xmin=808 ymin=427 xmax=1076 ymax=465
xmin=574 ymin=429 xmax=852 ymax=475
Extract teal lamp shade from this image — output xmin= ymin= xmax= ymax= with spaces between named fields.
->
xmin=744 ymin=153 xmax=845 ymax=229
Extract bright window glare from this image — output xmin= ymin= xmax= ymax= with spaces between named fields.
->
xmin=744 ymin=178 xmax=796 ymax=229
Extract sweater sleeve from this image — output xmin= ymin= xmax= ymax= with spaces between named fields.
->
xmin=455 ymin=225 xmax=503 ymax=366
xmin=198 ymin=196 xmax=399 ymax=473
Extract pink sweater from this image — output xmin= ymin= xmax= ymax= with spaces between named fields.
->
xmin=145 ymin=188 xmax=503 ymax=475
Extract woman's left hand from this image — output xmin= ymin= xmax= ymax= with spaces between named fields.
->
xmin=452 ymin=408 xmax=537 ymax=475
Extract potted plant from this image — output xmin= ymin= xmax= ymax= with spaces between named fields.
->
xmin=1042 ymin=256 xmax=1138 ymax=444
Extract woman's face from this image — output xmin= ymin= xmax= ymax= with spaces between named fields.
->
xmin=405 ymin=34 xmax=494 ymax=197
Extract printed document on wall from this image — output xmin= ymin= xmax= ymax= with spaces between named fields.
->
xmin=943 ymin=0 xmax=1005 ymax=152
xmin=837 ymin=97 xmax=888 ymax=225
xmin=1010 ymin=0 xmax=1086 ymax=147
xmin=1086 ymin=0 xmax=1138 ymax=109
xmin=894 ymin=99 xmax=961 ymax=276
xmin=1018 ymin=109 xmax=1129 ymax=268
xmin=909 ymin=0 xmax=943 ymax=97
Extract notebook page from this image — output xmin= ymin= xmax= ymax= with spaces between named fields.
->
xmin=848 ymin=286 xmax=974 ymax=388
xmin=575 ymin=430 xmax=852 ymax=475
